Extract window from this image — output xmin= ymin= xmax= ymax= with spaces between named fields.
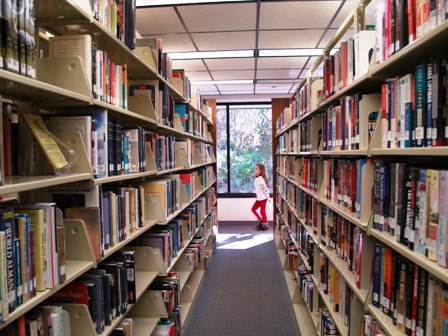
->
xmin=217 ymin=103 xmax=273 ymax=195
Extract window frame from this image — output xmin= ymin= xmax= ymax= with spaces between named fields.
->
xmin=216 ymin=102 xmax=273 ymax=198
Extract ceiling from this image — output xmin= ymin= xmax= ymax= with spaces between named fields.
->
xmin=136 ymin=0 xmax=379 ymax=99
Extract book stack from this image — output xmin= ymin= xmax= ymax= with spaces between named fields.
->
xmin=278 ymin=128 xmax=299 ymax=154
xmin=292 ymin=77 xmax=323 ymax=118
xmin=373 ymin=162 xmax=448 ymax=268
xmin=49 ymin=35 xmax=128 ymax=109
xmin=276 ymin=108 xmax=291 ymax=133
xmin=146 ymin=134 xmax=176 ymax=172
xmin=359 ymin=315 xmax=384 ymax=335
xmin=299 ymin=120 xmax=312 ymax=152
xmin=322 ymin=30 xmax=376 ymax=99
xmin=91 ymin=0 xmax=137 ymax=50
xmin=301 ymin=158 xmax=319 ymax=192
xmin=319 ymin=253 xmax=352 ymax=326
xmin=50 ymin=251 xmax=135 ymax=334
xmin=323 ymin=159 xmax=367 ymax=217
xmin=320 ymin=207 xmax=365 ymax=289
xmin=0 ymin=305 xmax=69 ymax=336
xmin=298 ymin=225 xmax=315 ymax=273
xmin=0 ymin=204 xmax=67 ymax=321
xmin=172 ymin=70 xmax=191 ymax=101
xmin=0 ymin=0 xmax=36 ymax=78
xmin=322 ymin=95 xmax=379 ymax=151
xmin=142 ymin=176 xmax=182 ymax=219
xmin=111 ymin=318 xmax=135 ymax=336
xmin=175 ymin=103 xmax=207 ymax=138
xmin=374 ymin=0 xmax=448 ymax=64
xmin=320 ymin=310 xmax=340 ymax=336
xmin=379 ymin=61 xmax=448 ymax=149
xmin=297 ymin=264 xmax=315 ymax=313
xmin=372 ymin=243 xmax=448 ymax=335
xmin=44 ymin=183 xmax=144 ymax=262
xmin=149 ymin=274 xmax=181 ymax=335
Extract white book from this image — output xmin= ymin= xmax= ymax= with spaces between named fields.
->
xmin=47 ymin=116 xmax=93 ymax=172
xmin=125 ymin=129 xmax=140 ymax=173
xmin=50 ymin=306 xmax=64 ymax=336
xmin=354 ymin=30 xmax=376 ymax=79
xmin=49 ymin=34 xmax=92 ymax=90
xmin=375 ymin=3 xmax=385 ymax=64
xmin=437 ymin=170 xmax=447 ymax=267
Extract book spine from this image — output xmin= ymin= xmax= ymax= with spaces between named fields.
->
xmin=426 ymin=62 xmax=434 ymax=146
xmin=411 ymin=265 xmax=419 ymax=335
xmin=372 ymin=244 xmax=382 ymax=308
xmin=438 ymin=170 xmax=447 ymax=267
xmin=415 ymin=64 xmax=427 ymax=147
xmin=14 ymin=239 xmax=22 ymax=307
xmin=405 ymin=262 xmax=414 ymax=335
xmin=416 ymin=267 xmax=428 ymax=336
xmin=427 ymin=169 xmax=439 ymax=261
xmin=4 ymin=209 xmax=16 ymax=313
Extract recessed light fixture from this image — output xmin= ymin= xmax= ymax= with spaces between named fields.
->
xmin=137 ymin=0 xmax=252 ymax=6
xmin=169 ymin=50 xmax=255 ymax=60
xmin=192 ymin=79 xmax=254 ymax=85
xmin=258 ymin=49 xmax=324 ymax=57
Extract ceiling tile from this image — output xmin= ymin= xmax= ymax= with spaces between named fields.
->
xmin=136 ymin=7 xmax=185 ymax=35
xmin=256 ymin=69 xmax=302 ymax=80
xmin=255 ymin=88 xmax=290 ymax=94
xmin=211 ymin=70 xmax=255 ymax=80
xmin=258 ymin=29 xmax=325 ymax=49
xmin=185 ymin=71 xmax=212 ymax=81
xmin=178 ymin=3 xmax=256 ymax=32
xmin=257 ymin=56 xmax=317 ymax=70
xmin=218 ymin=84 xmax=255 ymax=93
xmin=142 ymin=34 xmax=195 ymax=52
xmin=192 ymin=31 xmax=256 ymax=51
xmin=260 ymin=2 xmax=345 ymax=30
xmin=193 ymin=85 xmax=220 ymax=95
xmin=205 ymin=58 xmax=255 ymax=71
xmin=330 ymin=0 xmax=357 ymax=28
xmin=365 ymin=0 xmax=384 ymax=25
xmin=172 ymin=59 xmax=207 ymax=72
xmin=256 ymin=83 xmax=297 ymax=91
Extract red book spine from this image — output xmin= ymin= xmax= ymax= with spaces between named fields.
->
xmin=350 ymin=162 xmax=357 ymax=212
xmin=17 ymin=316 xmax=25 ymax=336
xmin=110 ymin=61 xmax=115 ymax=105
xmin=408 ymin=0 xmax=416 ymax=42
xmin=387 ymin=0 xmax=392 ymax=57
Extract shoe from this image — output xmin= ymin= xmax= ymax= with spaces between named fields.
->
xmin=258 ymin=225 xmax=268 ymax=231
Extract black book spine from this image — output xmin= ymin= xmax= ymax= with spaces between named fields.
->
xmin=404 ymin=262 xmax=414 ymax=335
xmin=416 ymin=267 xmax=428 ymax=336
xmin=400 ymin=166 xmax=411 ymax=244
xmin=107 ymin=120 xmax=115 ymax=176
xmin=91 ymin=41 xmax=97 ymax=99
xmin=404 ymin=167 xmax=418 ymax=249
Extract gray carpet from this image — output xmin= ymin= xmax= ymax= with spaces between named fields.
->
xmin=183 ymin=221 xmax=300 ymax=336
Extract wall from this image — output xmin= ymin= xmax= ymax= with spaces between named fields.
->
xmin=217 ymin=198 xmax=274 ymax=222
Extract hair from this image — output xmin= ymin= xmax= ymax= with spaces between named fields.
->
xmin=256 ymin=163 xmax=269 ymax=187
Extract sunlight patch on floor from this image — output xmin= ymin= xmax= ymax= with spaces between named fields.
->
xmin=217 ymin=232 xmax=273 ymax=250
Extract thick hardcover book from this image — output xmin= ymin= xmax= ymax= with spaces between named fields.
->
xmin=79 ymin=274 xmax=104 ymax=334
xmin=381 ymin=247 xmax=393 ymax=315
xmin=0 ymin=208 xmax=16 ymax=313
xmin=372 ymin=244 xmax=382 ymax=308
xmin=414 ymin=63 xmax=427 ymax=147
xmin=122 ymin=251 xmax=136 ymax=304
xmin=416 ymin=267 xmax=429 ymax=336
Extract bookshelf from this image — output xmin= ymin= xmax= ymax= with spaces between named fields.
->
xmin=0 ymin=1 xmax=218 ymax=334
xmin=274 ymin=0 xmax=448 ymax=334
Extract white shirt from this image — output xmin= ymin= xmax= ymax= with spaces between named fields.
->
xmin=254 ymin=176 xmax=269 ymax=200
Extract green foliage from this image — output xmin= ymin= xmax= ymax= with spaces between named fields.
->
xmin=217 ymin=106 xmax=273 ymax=193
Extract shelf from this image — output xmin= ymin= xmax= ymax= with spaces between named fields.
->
xmin=311 ymin=275 xmax=349 ymax=336
xmin=277 ymin=171 xmax=300 ymax=188
xmin=298 ymin=250 xmax=312 ymax=273
xmin=189 ymin=104 xmax=213 ymax=125
xmin=298 ymin=218 xmax=319 ymax=245
xmin=319 ymin=246 xmax=369 ymax=304
xmin=369 ymin=146 xmax=448 ymax=157
xmin=133 ymin=317 xmax=160 ymax=336
xmin=157 ymin=167 xmax=185 ymax=175
xmin=319 ymin=74 xmax=381 ymax=109
xmin=0 ymin=173 xmax=92 ymax=195
xmin=177 ymin=271 xmax=193 ymax=291
xmin=319 ymin=198 xmax=368 ymax=231
xmin=292 ymin=303 xmax=319 ymax=336
xmin=298 ymin=186 xmax=319 ymax=200
xmin=367 ymin=304 xmax=406 ymax=336
xmin=320 ymin=149 xmax=368 ymax=156
xmin=297 ymin=107 xmax=323 ymax=123
xmin=0 ymin=259 xmax=94 ymax=329
xmin=184 ymin=161 xmax=217 ymax=171
xmin=93 ymin=99 xmax=157 ymax=127
xmin=370 ymin=20 xmax=448 ymax=79
xmin=277 ymin=152 xmax=300 ymax=156
xmin=102 ymin=220 xmax=158 ymax=261
xmin=0 ymin=69 xmax=91 ymax=105
xmin=276 ymin=118 xmax=300 ymax=137
xmin=94 ymin=171 xmax=158 ymax=185
xmin=369 ymin=228 xmax=448 ymax=283
xmin=157 ymin=124 xmax=211 ymax=144
xmin=180 ymin=269 xmax=205 ymax=326
xmin=298 ymin=151 xmax=319 ymax=156
xmin=135 ymin=271 xmax=159 ymax=301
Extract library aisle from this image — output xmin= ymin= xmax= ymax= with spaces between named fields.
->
xmin=184 ymin=222 xmax=300 ymax=336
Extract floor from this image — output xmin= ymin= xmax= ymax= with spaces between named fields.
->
xmin=183 ymin=221 xmax=300 ymax=336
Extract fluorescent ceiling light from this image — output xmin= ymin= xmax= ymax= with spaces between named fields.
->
xmin=169 ymin=50 xmax=254 ymax=60
xmin=192 ymin=80 xmax=253 ymax=85
xmin=258 ymin=49 xmax=324 ymax=57
xmin=137 ymin=0 xmax=251 ymax=6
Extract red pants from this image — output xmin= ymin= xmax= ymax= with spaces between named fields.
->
xmin=252 ymin=199 xmax=267 ymax=223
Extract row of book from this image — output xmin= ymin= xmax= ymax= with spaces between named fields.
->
xmin=299 ymin=119 xmax=313 ymax=152
xmin=373 ymin=162 xmax=448 ymax=268
xmin=323 ymin=158 xmax=368 ymax=219
xmin=291 ymin=77 xmax=323 ymax=119
xmin=49 ymin=35 xmax=128 ymax=109
xmin=297 ymin=264 xmax=316 ymax=314
xmin=319 ymin=253 xmax=352 ymax=327
xmin=0 ymin=204 xmax=67 ymax=321
xmin=322 ymin=30 xmax=376 ymax=100
xmin=322 ymin=94 xmax=379 ymax=151
xmin=278 ymin=128 xmax=298 ymax=153
xmin=91 ymin=0 xmax=137 ymax=50
xmin=372 ymin=243 xmax=448 ymax=335
xmin=321 ymin=207 xmax=365 ymax=289
xmin=277 ymin=155 xmax=297 ymax=181
xmin=276 ymin=107 xmax=292 ymax=133
xmin=301 ymin=158 xmax=319 ymax=192
xmin=175 ymin=103 xmax=208 ymax=139
xmin=0 ymin=0 xmax=36 ymax=78
xmin=374 ymin=0 xmax=448 ymax=64
xmin=320 ymin=310 xmax=341 ymax=336
xmin=359 ymin=315 xmax=384 ymax=336
xmin=52 ymin=250 xmax=135 ymax=334
xmin=380 ymin=60 xmax=448 ymax=149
